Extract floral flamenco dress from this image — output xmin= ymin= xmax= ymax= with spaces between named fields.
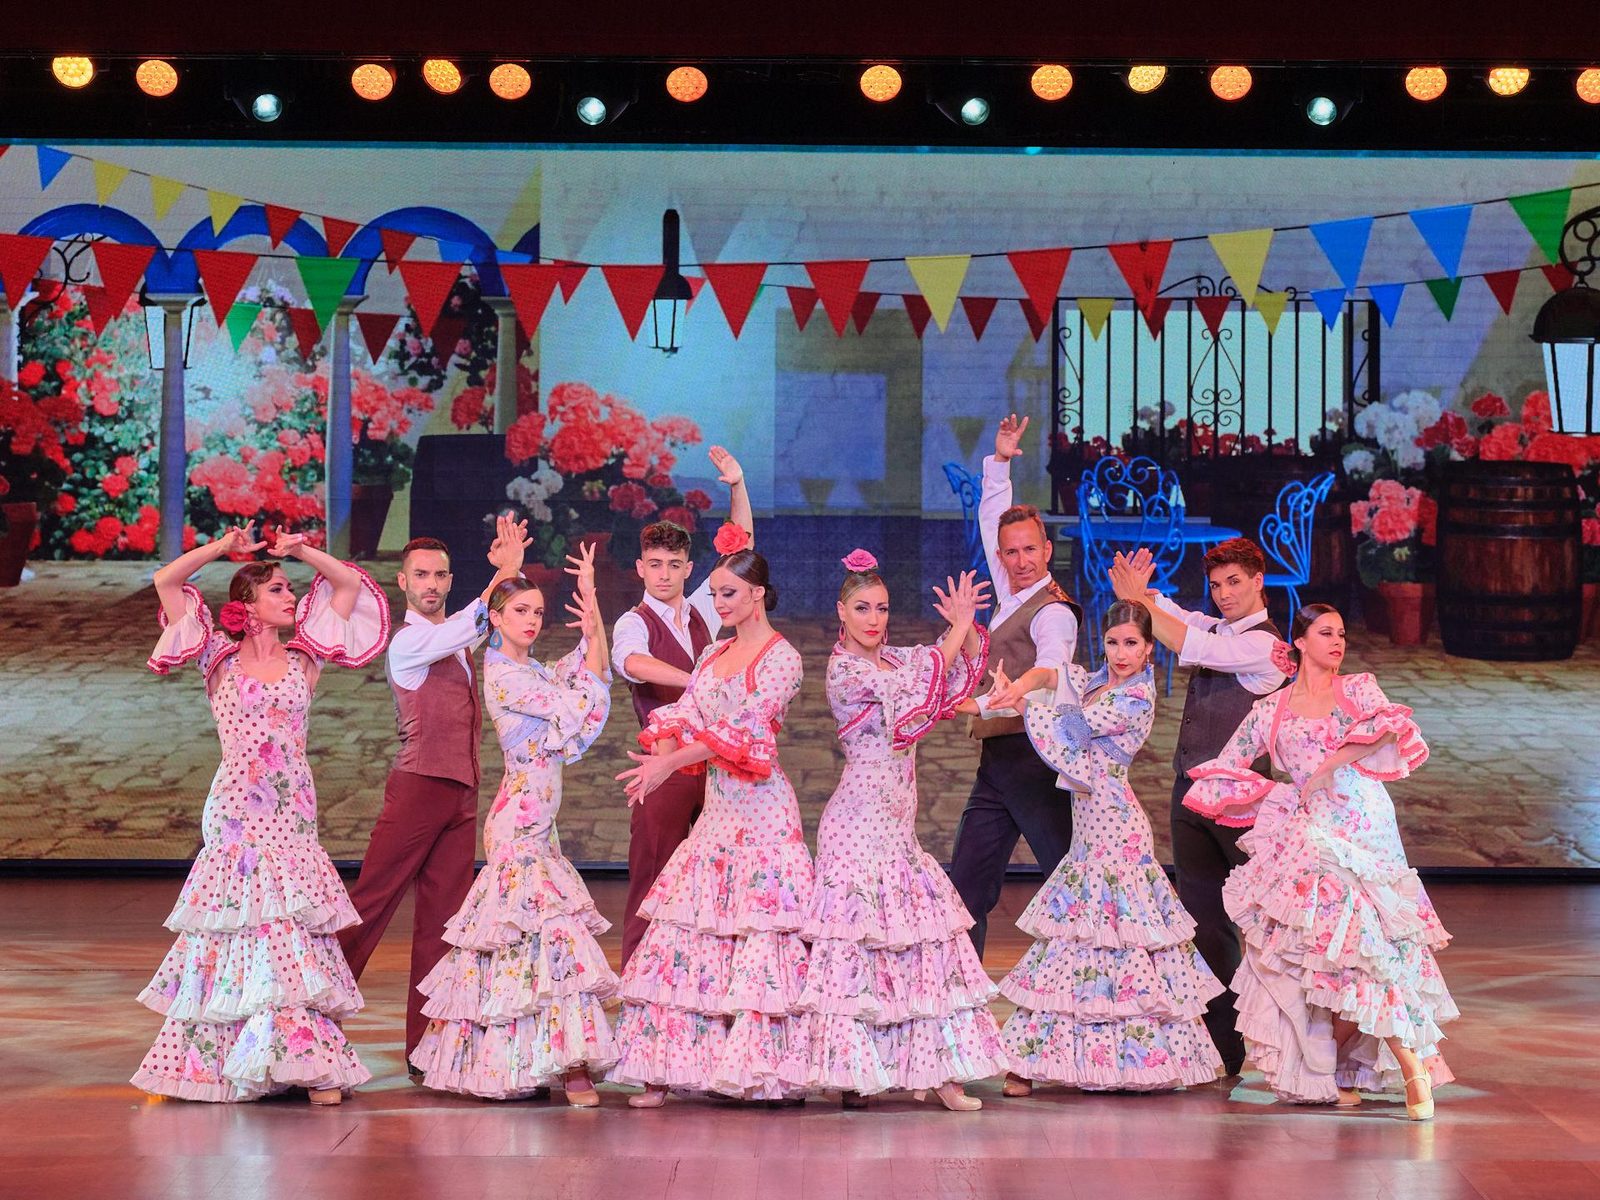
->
xmin=1003 ymin=664 xmax=1225 ymax=1090
xmin=134 ymin=570 xmax=390 ymax=1101
xmin=610 ymin=634 xmax=814 ymax=1100
xmin=801 ymin=636 xmax=1012 ymax=1094
xmin=409 ymin=645 xmax=616 ymax=1097
xmin=1183 ymin=672 xmax=1458 ymax=1103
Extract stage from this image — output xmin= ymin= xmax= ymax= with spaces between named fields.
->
xmin=2 ymin=876 xmax=1594 ymax=1200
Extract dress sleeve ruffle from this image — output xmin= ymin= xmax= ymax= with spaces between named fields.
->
xmin=638 ymin=644 xmax=714 ymax=768
xmin=1023 ymin=697 xmax=1095 ymax=794
xmin=940 ymin=626 xmax=989 ymax=718
xmin=493 ymin=649 xmax=612 ymax=763
xmin=286 ymin=564 xmax=390 ymax=668
xmin=1336 ymin=673 xmax=1429 ymax=781
xmin=1183 ymin=763 xmax=1295 ymax=828
xmin=697 ymin=638 xmax=801 ymax=781
xmin=148 ymin=583 xmax=217 ymax=675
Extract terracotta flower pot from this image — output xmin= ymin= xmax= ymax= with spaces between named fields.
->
xmin=0 ymin=501 xmax=39 ymax=588
xmin=1358 ymin=583 xmax=1389 ymax=637
xmin=348 ymin=483 xmax=395 ymax=560
xmin=1378 ymin=581 xmax=1434 ymax=647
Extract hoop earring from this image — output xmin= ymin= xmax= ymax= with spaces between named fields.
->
xmin=488 ymin=629 xmax=502 ymax=649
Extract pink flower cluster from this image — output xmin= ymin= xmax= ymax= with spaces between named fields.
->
xmin=1350 ymin=479 xmax=1437 ymax=547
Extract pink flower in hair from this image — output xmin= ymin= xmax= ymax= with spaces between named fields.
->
xmin=219 ymin=601 xmax=252 ymax=635
xmin=840 ymin=549 xmax=879 ymax=572
xmin=713 ymin=522 xmax=751 ymax=555
xmin=1271 ymin=639 xmax=1298 ymax=678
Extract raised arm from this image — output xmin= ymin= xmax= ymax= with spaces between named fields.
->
xmin=977 ymin=414 xmax=1029 ymax=602
xmin=930 ymin=570 xmax=989 ymax=672
xmin=563 ymin=540 xmax=610 ymax=678
xmin=153 ymin=523 xmax=266 ymax=624
xmin=710 ymin=444 xmax=753 ymax=548
xmin=265 ymin=528 xmax=362 ymax=619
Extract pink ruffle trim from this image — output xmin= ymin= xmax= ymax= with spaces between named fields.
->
xmin=409 ymin=996 xmax=619 ymax=1097
xmin=148 ymin=583 xmax=214 ymax=674
xmin=1340 ymin=703 xmax=1430 ymax=781
xmin=285 ymin=564 xmax=390 ymax=668
xmin=1183 ymin=766 xmax=1296 ymax=829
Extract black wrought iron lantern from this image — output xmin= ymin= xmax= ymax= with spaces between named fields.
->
xmin=141 ymin=290 xmax=200 ymax=371
xmin=650 ymin=209 xmax=694 ymax=355
xmin=1531 ymin=206 xmax=1600 ymax=435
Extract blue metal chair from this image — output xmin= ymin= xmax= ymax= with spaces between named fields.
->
xmin=942 ymin=461 xmax=993 ymax=614
xmin=1259 ymin=470 xmax=1336 ymax=619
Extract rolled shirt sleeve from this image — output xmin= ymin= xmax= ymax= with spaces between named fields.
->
xmin=610 ymin=608 xmax=650 ymax=683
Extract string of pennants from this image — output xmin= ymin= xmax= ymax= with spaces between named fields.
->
xmin=0 ymin=141 xmax=1594 ymax=357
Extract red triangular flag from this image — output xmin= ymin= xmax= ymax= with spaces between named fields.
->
xmin=601 ymin=265 xmax=666 ymax=339
xmin=1109 ymin=240 xmax=1175 ymax=314
xmin=91 ymin=242 xmax=156 ymax=316
xmin=1543 ymin=264 xmax=1576 ymax=293
xmin=0 ymin=146 xmax=8 ymax=161
xmin=379 ymin=228 xmax=418 ymax=273
xmin=703 ymin=263 xmax=767 ymax=338
xmin=553 ymin=260 xmax=589 ymax=302
xmin=684 ymin=275 xmax=707 ymax=311
xmin=787 ymin=286 xmax=819 ymax=332
xmin=1141 ymin=296 xmax=1176 ymax=337
xmin=805 ymin=260 xmax=870 ymax=336
xmin=287 ymin=307 xmax=323 ymax=361
xmin=1018 ymin=298 xmax=1048 ymax=341
xmin=263 ymin=204 xmax=300 ymax=249
xmin=501 ymin=263 xmax=564 ymax=337
xmin=193 ymin=249 xmax=258 ymax=325
xmin=850 ymin=291 xmax=881 ymax=334
xmin=322 ymin=216 xmax=358 ymax=257
xmin=1484 ymin=269 xmax=1522 ymax=315
xmin=1008 ymin=247 xmax=1073 ymax=325
xmin=431 ymin=314 xmax=466 ymax=366
xmin=80 ymin=285 xmax=121 ymax=335
xmin=0 ymin=233 xmax=53 ymax=309
xmin=961 ymin=296 xmax=999 ymax=340
xmin=1195 ymin=294 xmax=1233 ymax=338
xmin=356 ymin=311 xmax=400 ymax=362
xmin=903 ymin=293 xmax=933 ymax=338
xmin=398 ymin=260 xmax=464 ymax=338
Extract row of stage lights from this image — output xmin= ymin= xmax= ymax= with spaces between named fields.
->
xmin=36 ymin=56 xmax=1600 ymax=126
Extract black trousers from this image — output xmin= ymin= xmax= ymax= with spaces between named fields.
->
xmin=949 ymin=733 xmax=1074 ymax=959
xmin=1170 ymin=774 xmax=1250 ymax=1071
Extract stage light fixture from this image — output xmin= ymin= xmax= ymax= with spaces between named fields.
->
xmin=135 ymin=59 xmax=179 ymax=98
xmin=1126 ymin=65 xmax=1168 ymax=94
xmin=251 ymin=93 xmax=284 ymax=122
xmin=1578 ymin=69 xmax=1600 ymax=105
xmin=351 ymin=63 xmax=394 ymax=101
xmin=860 ymin=64 xmax=902 ymax=102
xmin=1030 ymin=65 xmax=1072 ymax=101
xmin=960 ymin=96 xmax=991 ymax=125
xmin=1306 ymin=95 xmax=1338 ymax=125
xmin=666 ymin=66 xmax=708 ymax=102
xmin=1404 ymin=66 xmax=1447 ymax=101
xmin=51 ymin=56 xmax=95 ymax=89
xmin=1487 ymin=66 xmax=1530 ymax=96
xmin=422 ymin=59 xmax=463 ymax=95
xmin=1209 ymin=65 xmax=1252 ymax=101
xmin=577 ymin=95 xmax=609 ymax=125
xmin=489 ymin=63 xmax=532 ymax=100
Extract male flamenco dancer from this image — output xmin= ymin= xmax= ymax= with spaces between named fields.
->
xmin=948 ymin=413 xmax=1083 ymax=958
xmin=339 ymin=516 xmax=531 ymax=1072
xmin=611 ymin=445 xmax=753 ymax=965
xmin=1109 ymin=538 xmax=1287 ymax=1076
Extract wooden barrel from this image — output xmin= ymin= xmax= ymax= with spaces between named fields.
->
xmin=1205 ymin=454 xmax=1353 ymax=612
xmin=1436 ymin=460 xmax=1582 ymax=661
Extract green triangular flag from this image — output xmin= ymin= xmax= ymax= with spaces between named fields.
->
xmin=225 ymin=302 xmax=263 ymax=350
xmin=295 ymin=256 xmax=362 ymax=332
xmin=1508 ymin=188 xmax=1572 ymax=264
xmin=1424 ymin=277 xmax=1464 ymax=320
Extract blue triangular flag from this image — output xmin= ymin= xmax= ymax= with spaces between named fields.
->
xmin=1409 ymin=204 xmax=1473 ymax=281
xmin=1309 ymin=216 xmax=1374 ymax=293
xmin=497 ymin=249 xmax=533 ymax=265
xmin=1312 ymin=287 xmax=1346 ymax=329
xmin=1368 ymin=282 xmax=1406 ymax=327
xmin=437 ymin=239 xmax=478 ymax=264
xmin=35 ymin=146 xmax=72 ymax=190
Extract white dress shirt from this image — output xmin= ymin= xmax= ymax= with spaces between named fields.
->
xmin=386 ymin=599 xmax=488 ymax=692
xmin=610 ymin=576 xmax=724 ymax=684
xmin=1152 ymin=595 xmax=1285 ymax=695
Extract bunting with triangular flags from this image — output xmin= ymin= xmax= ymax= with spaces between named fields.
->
xmin=150 ymin=176 xmax=184 ymax=221
xmin=1255 ymin=290 xmax=1290 ymax=335
xmin=398 ymin=260 xmax=464 ymax=339
xmin=1007 ymin=247 xmax=1072 ymax=325
xmin=806 ymin=260 xmax=870 ymax=336
xmin=787 ymin=286 xmax=819 ymax=332
xmin=92 ymin=160 xmax=130 ymax=205
xmin=287 ymin=307 xmax=323 ymax=360
xmin=356 ymin=311 xmax=401 ymax=362
xmin=1078 ymin=298 xmax=1114 ymax=340
xmin=193 ymin=249 xmax=258 ymax=325
xmin=702 ymin=262 xmax=767 ymax=338
xmin=1409 ymin=204 xmax=1473 ymax=280
xmin=295 ymin=256 xmax=361 ymax=332
xmin=322 ymin=216 xmax=358 ymax=257
xmin=1206 ymin=229 xmax=1273 ymax=307
xmin=501 ymin=263 xmax=565 ymax=337
xmin=850 ymin=291 xmax=881 ymax=334
xmin=208 ymin=191 xmax=244 ymax=237
xmin=263 ymin=204 xmax=301 ymax=249
xmin=1424 ymin=276 xmax=1464 ymax=320
xmin=905 ymin=254 xmax=970 ymax=332
xmin=1018 ymin=298 xmax=1048 ymax=341
xmin=600 ymin=264 xmax=666 ymax=339
xmin=683 ymin=275 xmax=706 ymax=311
xmin=961 ymin=296 xmax=999 ymax=340
xmin=1309 ymin=216 xmax=1373 ymax=293
xmin=902 ymin=293 xmax=933 ymax=338
xmin=35 ymin=146 xmax=71 ymax=190
xmin=430 ymin=315 xmax=466 ymax=365
xmin=553 ymin=260 xmax=588 ymax=302
xmin=1542 ymin=263 xmax=1576 ymax=292
xmin=1108 ymin=240 xmax=1173 ymax=314
xmin=379 ymin=228 xmax=418 ymax=272
xmin=1311 ymin=287 xmax=1346 ymax=329
xmin=1484 ymin=269 xmax=1522 ymax=314
xmin=1140 ymin=296 xmax=1174 ymax=337
xmin=80 ymin=286 xmax=122 ymax=335
xmin=1509 ymin=188 xmax=1572 ymax=264
xmin=224 ymin=302 xmax=262 ymax=351
xmin=1194 ymin=294 xmax=1233 ymax=338
xmin=91 ymin=242 xmax=156 ymax=316
xmin=1369 ymin=282 xmax=1406 ymax=327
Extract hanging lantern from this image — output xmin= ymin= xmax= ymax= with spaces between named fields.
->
xmin=142 ymin=292 xmax=199 ymax=371
xmin=650 ymin=209 xmax=694 ymax=355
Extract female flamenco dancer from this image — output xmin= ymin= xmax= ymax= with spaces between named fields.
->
xmin=135 ymin=522 xmax=390 ymax=1103
xmin=409 ymin=541 xmax=617 ymax=1105
xmin=1183 ymin=603 xmax=1457 ymax=1119
xmin=610 ymin=526 xmax=813 ymax=1108
xmin=989 ymin=600 xmax=1225 ymax=1095
xmin=801 ymin=553 xmax=1008 ymax=1112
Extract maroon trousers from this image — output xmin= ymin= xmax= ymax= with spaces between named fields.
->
xmin=621 ymin=769 xmax=706 ymax=965
xmin=338 ymin=769 xmax=478 ymax=1056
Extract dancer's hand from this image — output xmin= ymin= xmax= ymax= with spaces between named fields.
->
xmin=488 ymin=514 xmax=532 ymax=574
xmin=617 ymin=750 xmax=675 ymax=807
xmin=1109 ymin=549 xmax=1155 ymax=603
xmin=563 ymin=584 xmax=600 ymax=636
xmin=1303 ymin=765 xmax=1338 ymax=805
xmin=564 ymin=538 xmax=597 ymax=601
xmin=933 ymin=570 xmax=990 ymax=625
xmin=994 ymin=413 xmax=1030 ymax=462
xmin=213 ymin=522 xmax=266 ymax=558
xmin=263 ymin=526 xmax=308 ymax=558
xmin=984 ymin=660 xmax=1033 ymax=714
xmin=710 ymin=445 xmax=744 ymax=488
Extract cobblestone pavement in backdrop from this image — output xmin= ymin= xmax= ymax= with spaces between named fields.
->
xmin=4 ymin=561 xmax=1598 ymax=868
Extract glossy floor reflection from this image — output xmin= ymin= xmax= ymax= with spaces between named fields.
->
xmin=1 ymin=876 xmax=1595 ymax=1199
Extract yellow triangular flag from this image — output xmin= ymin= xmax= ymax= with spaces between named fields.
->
xmin=1078 ymin=297 xmax=1115 ymax=340
xmin=495 ymin=163 xmax=543 ymax=250
xmin=904 ymin=254 xmax=971 ymax=332
xmin=1254 ymin=289 xmax=1290 ymax=335
xmin=92 ymin=160 xmax=131 ymax=205
xmin=150 ymin=176 xmax=185 ymax=221
xmin=208 ymin=190 xmax=244 ymax=236
xmin=1207 ymin=228 xmax=1274 ymax=308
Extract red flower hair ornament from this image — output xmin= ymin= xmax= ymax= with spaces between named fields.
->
xmin=219 ymin=601 xmax=261 ymax=637
xmin=713 ymin=521 xmax=751 ymax=555
xmin=1271 ymin=638 xmax=1298 ymax=679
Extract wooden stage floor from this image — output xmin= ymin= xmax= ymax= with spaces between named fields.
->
xmin=2 ymin=875 xmax=1596 ymax=1200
